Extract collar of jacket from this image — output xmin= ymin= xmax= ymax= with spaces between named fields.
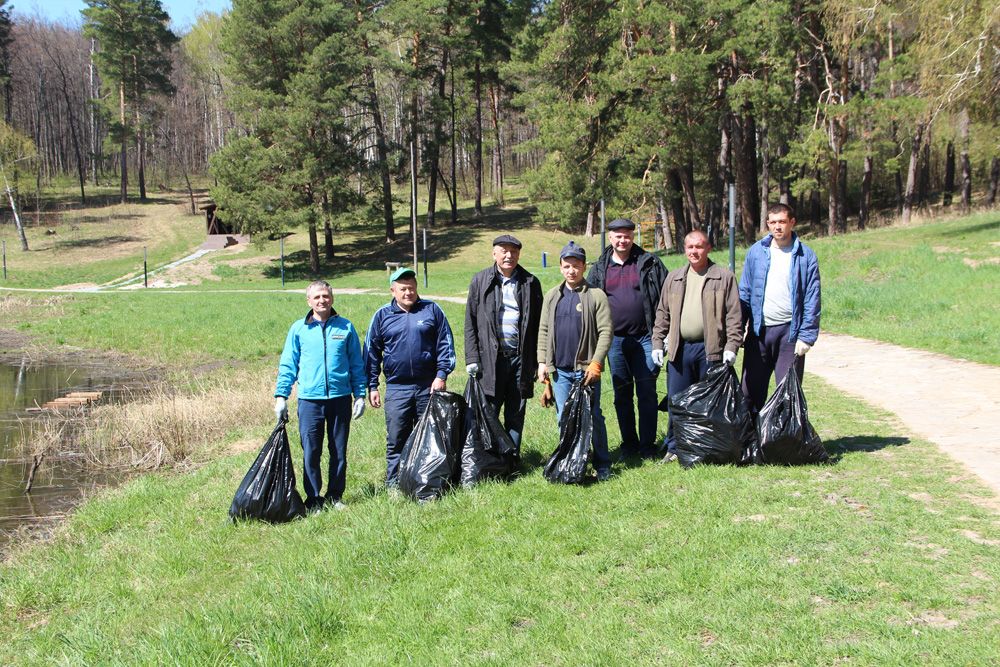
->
xmin=760 ymin=233 xmax=802 ymax=255
xmin=303 ymin=309 xmax=339 ymax=325
xmin=491 ymin=263 xmax=525 ymax=286
xmin=599 ymin=243 xmax=648 ymax=266
xmin=668 ymin=260 xmax=722 ymax=282
xmin=560 ymin=279 xmax=592 ymax=293
xmin=389 ymin=298 xmax=425 ymax=314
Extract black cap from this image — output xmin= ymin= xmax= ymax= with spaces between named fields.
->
xmin=560 ymin=241 xmax=586 ymax=262
xmin=492 ymin=234 xmax=522 ymax=248
xmin=608 ymin=218 xmax=635 ymax=231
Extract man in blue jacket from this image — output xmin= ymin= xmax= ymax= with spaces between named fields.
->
xmin=364 ymin=267 xmax=456 ymax=490
xmin=739 ymin=203 xmax=821 ymax=414
xmin=274 ymin=281 xmax=367 ymax=512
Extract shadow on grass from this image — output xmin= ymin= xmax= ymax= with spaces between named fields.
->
xmin=261 ymin=200 xmax=540 ymax=280
xmin=55 ymin=235 xmax=143 ymax=249
xmin=824 ymin=435 xmax=910 ymax=463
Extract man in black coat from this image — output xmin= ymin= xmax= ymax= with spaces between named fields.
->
xmin=464 ymin=234 xmax=543 ymax=452
xmin=587 ymin=218 xmax=669 ymax=459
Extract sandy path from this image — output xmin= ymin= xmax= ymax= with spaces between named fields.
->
xmin=808 ymin=332 xmax=1000 ymax=497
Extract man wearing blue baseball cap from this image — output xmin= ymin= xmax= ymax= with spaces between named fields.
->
xmin=536 ymin=241 xmax=613 ymax=481
xmin=363 ymin=266 xmax=456 ymax=490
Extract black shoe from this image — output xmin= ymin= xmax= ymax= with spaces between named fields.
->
xmin=596 ymin=468 xmax=611 ymax=482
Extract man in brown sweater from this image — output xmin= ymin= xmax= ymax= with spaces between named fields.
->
xmin=651 ymin=230 xmax=743 ymax=462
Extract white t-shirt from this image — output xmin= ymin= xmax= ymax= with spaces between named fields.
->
xmin=763 ymin=242 xmax=794 ymax=326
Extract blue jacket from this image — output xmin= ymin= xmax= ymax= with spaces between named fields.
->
xmin=275 ymin=310 xmax=366 ymax=400
xmin=364 ymin=299 xmax=456 ymax=388
xmin=739 ymin=233 xmax=821 ymax=345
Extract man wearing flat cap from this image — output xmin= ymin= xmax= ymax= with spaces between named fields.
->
xmin=364 ymin=266 xmax=456 ymax=490
xmin=537 ymin=241 xmax=613 ymax=481
xmin=586 ymin=218 xmax=668 ymax=460
xmin=464 ymin=234 xmax=543 ymax=452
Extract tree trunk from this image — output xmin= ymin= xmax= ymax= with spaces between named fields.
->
xmin=679 ymin=163 xmax=703 ymax=230
xmin=119 ymin=81 xmax=127 ymax=204
xmin=902 ymin=121 xmax=925 ymax=225
xmin=362 ymin=51 xmax=394 ymax=242
xmin=759 ymin=121 xmax=769 ymax=232
xmin=449 ymin=61 xmax=457 ymax=225
xmin=859 ymin=154 xmax=872 ymax=230
xmin=959 ymin=109 xmax=972 ymax=212
xmin=669 ymin=169 xmax=687 ymax=252
xmin=425 ymin=49 xmax=448 ymax=228
xmin=308 ymin=219 xmax=320 ymax=275
xmin=489 ymin=84 xmax=504 ymax=205
xmin=584 ymin=200 xmax=596 ymax=237
xmin=943 ymin=141 xmax=955 ymax=207
xmin=988 ymin=157 xmax=1000 ymax=205
xmin=917 ymin=129 xmax=931 ymax=208
xmin=137 ymin=126 xmax=147 ymax=202
xmin=838 ymin=159 xmax=848 ymax=232
xmin=473 ymin=60 xmax=483 ymax=216
xmin=730 ymin=111 xmax=759 ymax=244
xmin=658 ymin=195 xmax=670 ymax=251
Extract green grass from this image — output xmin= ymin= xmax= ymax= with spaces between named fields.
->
xmin=1 ymin=373 xmax=997 ymax=664
xmin=0 ymin=188 xmax=998 ymax=662
xmin=809 ymin=211 xmax=1000 ymax=364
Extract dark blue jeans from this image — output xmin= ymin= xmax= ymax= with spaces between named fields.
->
xmin=664 ymin=340 xmax=709 ymax=454
xmin=741 ymin=322 xmax=804 ymax=414
xmin=553 ymin=368 xmax=610 ymax=473
xmin=486 ymin=354 xmax=526 ymax=451
xmin=607 ymin=333 xmax=659 ymax=456
xmin=297 ymin=396 xmax=352 ymax=505
xmin=384 ymin=383 xmax=431 ymax=487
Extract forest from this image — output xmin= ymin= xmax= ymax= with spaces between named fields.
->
xmin=0 ymin=0 xmax=997 ymax=270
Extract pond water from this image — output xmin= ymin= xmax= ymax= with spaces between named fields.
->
xmin=0 ymin=358 xmax=149 ymax=553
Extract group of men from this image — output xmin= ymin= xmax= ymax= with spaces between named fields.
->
xmin=273 ymin=203 xmax=821 ymax=510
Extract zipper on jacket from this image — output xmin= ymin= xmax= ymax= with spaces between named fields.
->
xmin=322 ymin=319 xmax=330 ymax=397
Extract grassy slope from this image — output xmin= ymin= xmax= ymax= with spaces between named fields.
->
xmin=1 ymin=293 xmax=998 ymax=663
xmin=0 ymin=193 xmax=998 ymax=662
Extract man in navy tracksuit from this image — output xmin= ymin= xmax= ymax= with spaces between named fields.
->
xmin=364 ymin=267 xmax=456 ymax=489
xmin=739 ymin=203 xmax=822 ymax=414
xmin=274 ymin=281 xmax=367 ymax=512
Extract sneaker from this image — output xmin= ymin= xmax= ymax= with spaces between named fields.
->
xmin=329 ymin=500 xmax=347 ymax=511
xmin=596 ymin=468 xmax=611 ymax=482
xmin=660 ymin=452 xmax=678 ymax=464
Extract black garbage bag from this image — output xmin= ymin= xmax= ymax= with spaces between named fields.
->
xmin=398 ymin=390 xmax=466 ymax=501
xmin=229 ymin=421 xmax=306 ymax=523
xmin=757 ymin=365 xmax=828 ymax=465
xmin=670 ymin=363 xmax=754 ymax=469
xmin=543 ymin=381 xmax=593 ymax=484
xmin=460 ymin=376 xmax=518 ymax=486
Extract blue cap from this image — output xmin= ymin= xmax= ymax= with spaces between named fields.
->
xmin=560 ymin=241 xmax=586 ymax=262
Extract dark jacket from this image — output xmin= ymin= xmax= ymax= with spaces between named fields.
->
xmin=651 ymin=261 xmax=743 ymax=363
xmin=363 ymin=298 xmax=456 ymax=389
xmin=586 ymin=244 xmax=668 ymax=334
xmin=464 ymin=264 xmax=543 ymax=398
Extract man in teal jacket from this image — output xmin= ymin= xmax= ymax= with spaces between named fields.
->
xmin=275 ymin=281 xmax=366 ymax=512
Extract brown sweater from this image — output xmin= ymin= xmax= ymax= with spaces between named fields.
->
xmin=651 ymin=261 xmax=743 ymax=363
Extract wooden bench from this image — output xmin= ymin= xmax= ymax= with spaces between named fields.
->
xmin=385 ymin=261 xmax=403 ymax=276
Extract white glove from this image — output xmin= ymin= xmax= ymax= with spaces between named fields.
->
xmin=352 ymin=397 xmax=365 ymax=420
xmin=723 ymin=350 xmax=737 ymax=365
xmin=794 ymin=340 xmax=812 ymax=356
xmin=651 ymin=348 xmax=664 ymax=367
xmin=466 ymin=363 xmax=480 ymax=377
xmin=274 ymin=397 xmax=288 ymax=422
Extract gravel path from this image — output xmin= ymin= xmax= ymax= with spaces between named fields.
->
xmin=808 ymin=332 xmax=1000 ymax=498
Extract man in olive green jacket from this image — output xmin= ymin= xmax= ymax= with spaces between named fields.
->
xmin=536 ymin=241 xmax=614 ymax=480
xmin=651 ymin=230 xmax=743 ymax=461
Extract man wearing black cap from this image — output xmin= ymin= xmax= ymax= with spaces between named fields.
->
xmin=537 ymin=241 xmax=613 ymax=480
xmin=363 ymin=266 xmax=456 ymax=490
xmin=464 ymin=235 xmax=543 ymax=451
xmin=586 ymin=218 xmax=668 ymax=460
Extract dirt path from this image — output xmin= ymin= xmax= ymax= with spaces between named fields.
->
xmin=808 ymin=332 xmax=1000 ymax=498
